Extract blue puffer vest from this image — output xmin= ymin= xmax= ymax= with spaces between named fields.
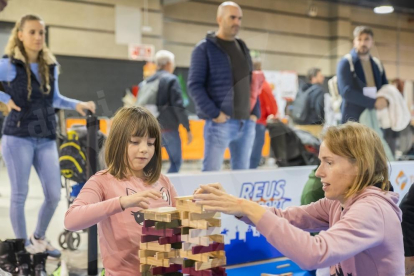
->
xmin=2 ymin=56 xmax=56 ymax=139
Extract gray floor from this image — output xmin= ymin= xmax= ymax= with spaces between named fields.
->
xmin=0 ymin=158 xmax=276 ymax=274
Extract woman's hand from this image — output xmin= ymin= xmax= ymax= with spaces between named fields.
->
xmin=119 ymin=190 xmax=161 ymax=210
xmin=6 ymin=99 xmax=21 ymax=112
xmin=194 ymin=183 xmax=226 ymax=195
xmin=76 ymin=101 xmax=96 ymax=116
xmin=193 ymin=184 xmax=247 ymax=217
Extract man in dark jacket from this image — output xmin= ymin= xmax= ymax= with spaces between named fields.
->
xmin=400 ymin=184 xmax=414 ymax=275
xmin=188 ymin=1 xmax=260 ymax=171
xmin=139 ymin=50 xmax=192 ymax=173
xmin=336 ymin=26 xmax=388 ymax=123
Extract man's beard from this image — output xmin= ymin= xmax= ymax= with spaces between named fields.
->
xmin=358 ymin=47 xmax=370 ymax=55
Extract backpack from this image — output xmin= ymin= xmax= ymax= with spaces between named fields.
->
xmin=328 ymin=54 xmax=384 ymax=112
xmin=135 ymin=75 xmax=163 ymax=117
xmin=291 ymin=85 xmax=316 ymax=124
xmin=59 ymin=130 xmax=87 ymax=183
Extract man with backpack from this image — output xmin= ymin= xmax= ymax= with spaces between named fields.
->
xmin=336 ymin=26 xmax=389 ymax=123
xmin=136 ymin=50 xmax=192 ymax=173
xmin=292 ymin=68 xmax=326 ymax=125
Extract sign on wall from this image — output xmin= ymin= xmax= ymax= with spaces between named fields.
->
xmin=128 ymin=44 xmax=155 ymax=61
xmin=169 ymin=161 xmax=414 ymax=265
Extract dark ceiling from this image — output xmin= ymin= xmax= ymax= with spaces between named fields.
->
xmin=320 ymin=0 xmax=414 ymax=14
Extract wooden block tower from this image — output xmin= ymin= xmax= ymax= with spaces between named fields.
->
xmin=139 ymin=207 xmax=184 ymax=276
xmin=177 ymin=196 xmax=227 ymax=276
xmin=139 ymin=196 xmax=226 ymax=276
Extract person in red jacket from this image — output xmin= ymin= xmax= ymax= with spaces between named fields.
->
xmin=250 ymin=61 xmax=278 ymax=169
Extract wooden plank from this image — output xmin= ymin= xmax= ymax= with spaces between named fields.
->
xmin=189 ymin=227 xmax=221 ymax=238
xmin=192 ymin=243 xmax=225 ymax=254
xmin=155 ymin=250 xmax=180 ymax=260
xmin=150 ymin=264 xmax=182 ymax=275
xmin=176 ymin=200 xmax=203 ymax=213
xmin=139 ymin=249 xmax=157 ymax=258
xmin=181 ymin=250 xmax=225 ymax=263
xmin=141 ymin=235 xmax=159 ymax=243
xmin=181 ymin=234 xmax=224 ymax=246
xmin=195 ymin=257 xmax=226 ymax=271
xmin=182 ymin=242 xmax=197 ymax=251
xmin=182 ymin=218 xmax=221 ymax=230
xmin=158 ymin=234 xmax=181 ymax=245
xmin=141 ymin=256 xmax=170 ymax=267
xmin=155 ymin=220 xmax=181 ymax=230
xmin=175 ymin=195 xmax=194 ymax=201
xmin=142 ymin=226 xmax=181 ymax=237
xmin=140 ymin=241 xmax=171 ymax=252
xmin=189 ymin=212 xmax=220 ymax=221
xmin=139 ymin=264 xmax=151 ymax=273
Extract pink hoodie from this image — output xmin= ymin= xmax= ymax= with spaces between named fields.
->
xmin=243 ymin=186 xmax=404 ymax=275
xmin=64 ymin=171 xmax=178 ymax=276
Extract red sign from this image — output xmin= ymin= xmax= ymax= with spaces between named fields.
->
xmin=128 ymin=44 xmax=155 ymax=61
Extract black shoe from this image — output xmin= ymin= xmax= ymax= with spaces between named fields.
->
xmin=32 ymin=252 xmax=48 ymax=276
xmin=0 ymin=240 xmax=18 ymax=274
xmin=16 ymin=252 xmax=31 ymax=276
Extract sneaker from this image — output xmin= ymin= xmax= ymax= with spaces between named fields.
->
xmin=29 ymin=235 xmax=61 ymax=259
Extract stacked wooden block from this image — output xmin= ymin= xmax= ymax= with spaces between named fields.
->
xmin=139 ymin=196 xmax=227 ymax=276
xmin=139 ymin=207 xmax=184 ymax=276
xmin=177 ymin=196 xmax=227 ymax=276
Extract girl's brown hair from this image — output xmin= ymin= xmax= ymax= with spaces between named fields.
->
xmin=105 ymin=106 xmax=162 ymax=184
xmin=5 ymin=14 xmax=56 ymax=100
xmin=322 ymin=122 xmax=390 ymax=199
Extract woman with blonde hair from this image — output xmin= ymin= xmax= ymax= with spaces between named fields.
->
xmin=195 ymin=122 xmax=404 ymax=275
xmin=0 ymin=15 xmax=95 ymax=258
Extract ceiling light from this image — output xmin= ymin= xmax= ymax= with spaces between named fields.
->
xmin=374 ymin=5 xmax=394 ymax=14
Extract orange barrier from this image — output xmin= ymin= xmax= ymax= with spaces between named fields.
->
xmin=66 ymin=118 xmax=271 ymax=161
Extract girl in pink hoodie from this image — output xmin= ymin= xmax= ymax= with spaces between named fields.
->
xmin=64 ymin=106 xmax=178 ymax=275
xmin=195 ymin=122 xmax=404 ymax=276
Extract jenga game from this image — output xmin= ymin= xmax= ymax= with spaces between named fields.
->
xmin=139 ymin=195 xmax=227 ymax=276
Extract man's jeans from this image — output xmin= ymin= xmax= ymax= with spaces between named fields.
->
xmin=162 ymin=130 xmax=182 ymax=173
xmin=203 ymin=119 xmax=256 ymax=171
xmin=250 ymin=123 xmax=266 ymax=169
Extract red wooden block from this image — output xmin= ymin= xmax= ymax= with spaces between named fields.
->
xmin=142 ymin=227 xmax=181 ymax=237
xmin=182 ymin=267 xmax=226 ymax=276
xmin=143 ymin=220 xmax=156 ymax=227
xmin=150 ymin=264 xmax=182 ymax=274
xmin=211 ymin=267 xmax=227 ymax=276
xmin=158 ymin=234 xmax=181 ymax=245
xmin=140 ymin=235 xmax=159 ymax=243
xmin=191 ymin=243 xmax=225 ymax=254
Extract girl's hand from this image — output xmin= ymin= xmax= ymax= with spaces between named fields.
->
xmin=6 ymin=99 xmax=21 ymax=112
xmin=193 ymin=184 xmax=246 ymax=217
xmin=119 ymin=190 xmax=161 ymax=210
xmin=76 ymin=101 xmax=96 ymax=116
xmin=193 ymin=183 xmax=226 ymax=195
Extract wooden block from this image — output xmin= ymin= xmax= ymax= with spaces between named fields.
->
xmin=189 ymin=227 xmax=221 ymax=238
xmin=141 ymin=256 xmax=170 ymax=267
xmin=143 ymin=220 xmax=156 ymax=227
xmin=141 ymin=235 xmax=160 ymax=243
xmin=180 ymin=249 xmax=225 ymax=263
xmin=192 ymin=243 xmax=225 ymax=254
xmin=195 ymin=257 xmax=226 ymax=271
xmin=182 ymin=267 xmax=212 ymax=276
xmin=189 ymin=212 xmax=220 ymax=221
xmin=142 ymin=226 xmax=181 ymax=237
xmin=182 ymin=218 xmax=221 ymax=229
xmin=181 ymin=235 xmax=224 ymax=246
xmin=155 ymin=220 xmax=181 ymax=229
xmin=150 ymin=264 xmax=182 ymax=275
xmin=175 ymin=195 xmax=194 ymax=201
xmin=140 ymin=241 xmax=171 ymax=252
xmin=171 ymin=242 xmax=182 ymax=249
xmin=180 ymin=211 xmax=189 ymax=220
xmin=169 ymin=257 xmax=184 ymax=265
xmin=139 ymin=264 xmax=151 ymax=273
xmin=176 ymin=199 xmax=203 ymax=213
xmin=139 ymin=249 xmax=157 ymax=258
xmin=154 ymin=249 xmax=180 ymax=260
xmin=159 ymin=234 xmax=181 ymax=245
xmin=182 ymin=242 xmax=197 ymax=251
xmin=142 ymin=208 xmax=180 ymax=222
xmin=181 ymin=227 xmax=191 ymax=235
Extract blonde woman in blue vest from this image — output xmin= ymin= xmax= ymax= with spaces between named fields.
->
xmin=0 ymin=15 xmax=95 ymax=258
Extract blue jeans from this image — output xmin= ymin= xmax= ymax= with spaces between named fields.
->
xmin=203 ymin=119 xmax=256 ymax=171
xmin=250 ymin=123 xmax=266 ymax=169
xmin=162 ymin=130 xmax=182 ymax=173
xmin=1 ymin=135 xmax=61 ymax=244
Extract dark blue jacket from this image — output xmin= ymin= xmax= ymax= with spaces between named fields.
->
xmin=145 ymin=70 xmax=190 ymax=131
xmin=188 ymin=32 xmax=260 ymax=120
xmin=337 ymin=48 xmax=388 ymax=123
xmin=2 ymin=57 xmax=56 ymax=139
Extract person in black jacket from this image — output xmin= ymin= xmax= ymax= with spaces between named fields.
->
xmin=139 ymin=50 xmax=192 ymax=173
xmin=400 ymin=184 xmax=414 ymax=275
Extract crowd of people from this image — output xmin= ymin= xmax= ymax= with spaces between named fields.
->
xmin=0 ymin=1 xmax=413 ymax=276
